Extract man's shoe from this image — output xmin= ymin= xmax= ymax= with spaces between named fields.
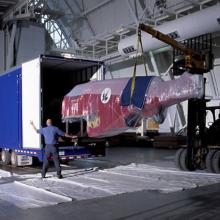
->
xmin=41 ymin=175 xmax=46 ymax=179
xmin=57 ymin=174 xmax=63 ymax=179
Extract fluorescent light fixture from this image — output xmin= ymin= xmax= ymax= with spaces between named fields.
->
xmin=201 ymin=0 xmax=213 ymax=4
xmin=176 ymin=5 xmax=193 ymax=14
xmin=61 ymin=53 xmax=75 ymax=58
xmin=92 ymin=41 xmax=101 ymax=46
xmin=120 ymin=30 xmax=131 ymax=35
xmin=155 ymin=14 xmax=169 ymax=22
xmin=88 ymin=39 xmax=101 ymax=45
xmin=115 ymin=27 xmax=130 ymax=35
xmin=104 ymin=35 xmax=115 ymax=41
xmin=80 ymin=46 xmax=88 ymax=50
xmin=116 ymin=27 xmax=125 ymax=33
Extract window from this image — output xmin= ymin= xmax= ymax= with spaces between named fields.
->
xmin=31 ymin=0 xmax=70 ymax=49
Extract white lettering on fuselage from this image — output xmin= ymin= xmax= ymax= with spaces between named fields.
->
xmin=71 ymin=101 xmax=78 ymax=112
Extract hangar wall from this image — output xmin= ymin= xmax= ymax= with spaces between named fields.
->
xmin=14 ymin=22 xmax=46 ymax=66
xmin=2 ymin=21 xmax=46 ymax=71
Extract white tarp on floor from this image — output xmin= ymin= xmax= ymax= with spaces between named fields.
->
xmin=0 ymin=169 xmax=13 ymax=178
xmin=0 ymin=182 xmax=71 ymax=209
xmin=1 ymin=164 xmax=220 ymax=209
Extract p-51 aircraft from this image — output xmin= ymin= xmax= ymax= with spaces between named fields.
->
xmin=62 ymin=72 xmax=203 ymax=137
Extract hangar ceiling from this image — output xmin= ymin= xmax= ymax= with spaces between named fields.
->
xmin=0 ymin=0 xmax=18 ymax=15
xmin=0 ymin=0 xmax=219 ymax=61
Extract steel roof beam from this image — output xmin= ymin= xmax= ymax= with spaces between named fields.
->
xmin=185 ymin=0 xmax=201 ymax=5
xmin=72 ymin=0 xmax=96 ymax=36
xmin=0 ymin=0 xmax=16 ymax=4
xmin=126 ymin=0 xmax=139 ymax=25
xmin=81 ymin=0 xmax=113 ymax=17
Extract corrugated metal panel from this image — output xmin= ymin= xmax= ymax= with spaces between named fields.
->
xmin=0 ymin=67 xmax=22 ymax=148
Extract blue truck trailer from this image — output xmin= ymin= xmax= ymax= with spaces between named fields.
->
xmin=0 ymin=55 xmax=105 ymax=166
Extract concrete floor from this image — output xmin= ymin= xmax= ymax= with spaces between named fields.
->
xmin=0 ymin=146 xmax=220 ymax=220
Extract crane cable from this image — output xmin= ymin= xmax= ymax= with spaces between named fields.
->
xmin=130 ymin=28 xmax=148 ymax=104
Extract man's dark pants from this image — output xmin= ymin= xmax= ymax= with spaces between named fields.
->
xmin=42 ymin=144 xmax=61 ymax=177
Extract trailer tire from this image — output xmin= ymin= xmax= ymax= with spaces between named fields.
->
xmin=205 ymin=150 xmax=217 ymax=173
xmin=174 ymin=148 xmax=184 ymax=170
xmin=1 ymin=150 xmax=11 ymax=165
xmin=11 ymin=151 xmax=18 ymax=166
xmin=180 ymin=149 xmax=195 ymax=171
xmin=212 ymin=150 xmax=220 ymax=173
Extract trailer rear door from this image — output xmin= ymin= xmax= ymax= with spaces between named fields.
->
xmin=22 ymin=58 xmax=41 ymax=149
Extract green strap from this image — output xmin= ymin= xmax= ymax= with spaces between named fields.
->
xmin=130 ymin=31 xmax=140 ymax=103
xmin=130 ymin=29 xmax=147 ymax=104
xmin=139 ymin=30 xmax=148 ymax=76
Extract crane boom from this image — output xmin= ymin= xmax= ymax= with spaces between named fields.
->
xmin=138 ymin=23 xmax=205 ymax=73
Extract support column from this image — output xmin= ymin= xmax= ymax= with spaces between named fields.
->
xmin=6 ymin=22 xmax=17 ymax=69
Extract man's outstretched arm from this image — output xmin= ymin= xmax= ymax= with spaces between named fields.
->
xmin=65 ymin=133 xmax=78 ymax=139
xmin=30 ymin=121 xmax=38 ymax=133
xmin=55 ymin=127 xmax=77 ymax=139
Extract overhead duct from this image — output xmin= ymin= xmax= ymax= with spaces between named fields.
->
xmin=118 ymin=4 xmax=220 ymax=56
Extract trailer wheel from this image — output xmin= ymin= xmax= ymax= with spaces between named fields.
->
xmin=180 ymin=149 xmax=195 ymax=171
xmin=174 ymin=148 xmax=184 ymax=170
xmin=179 ymin=149 xmax=188 ymax=171
xmin=11 ymin=151 xmax=18 ymax=166
xmin=205 ymin=150 xmax=217 ymax=173
xmin=1 ymin=150 xmax=11 ymax=165
xmin=212 ymin=150 xmax=220 ymax=173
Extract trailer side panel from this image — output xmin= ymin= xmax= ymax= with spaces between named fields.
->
xmin=0 ymin=68 xmax=22 ymax=148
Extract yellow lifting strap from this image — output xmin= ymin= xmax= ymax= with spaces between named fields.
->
xmin=130 ymin=28 xmax=148 ymax=103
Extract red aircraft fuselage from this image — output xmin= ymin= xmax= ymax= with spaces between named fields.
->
xmin=62 ymin=73 xmax=203 ymax=137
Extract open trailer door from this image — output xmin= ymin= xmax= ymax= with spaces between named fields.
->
xmin=22 ymin=58 xmax=42 ymax=149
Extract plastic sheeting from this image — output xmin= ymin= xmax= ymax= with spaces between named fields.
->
xmin=0 ymin=170 xmax=71 ymax=209
xmin=62 ymin=72 xmax=204 ymax=137
xmin=1 ymin=163 xmax=220 ymax=209
xmin=20 ymin=177 xmax=113 ymax=201
xmin=0 ymin=169 xmax=12 ymax=178
xmin=0 ymin=182 xmax=71 ymax=209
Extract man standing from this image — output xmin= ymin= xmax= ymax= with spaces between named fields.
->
xmin=30 ymin=119 xmax=75 ymax=179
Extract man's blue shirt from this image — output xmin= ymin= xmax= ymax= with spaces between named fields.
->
xmin=38 ymin=125 xmax=65 ymax=145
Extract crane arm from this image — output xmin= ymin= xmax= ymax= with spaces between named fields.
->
xmin=139 ymin=23 xmax=206 ymax=73
xmin=139 ymin=23 xmax=196 ymax=56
